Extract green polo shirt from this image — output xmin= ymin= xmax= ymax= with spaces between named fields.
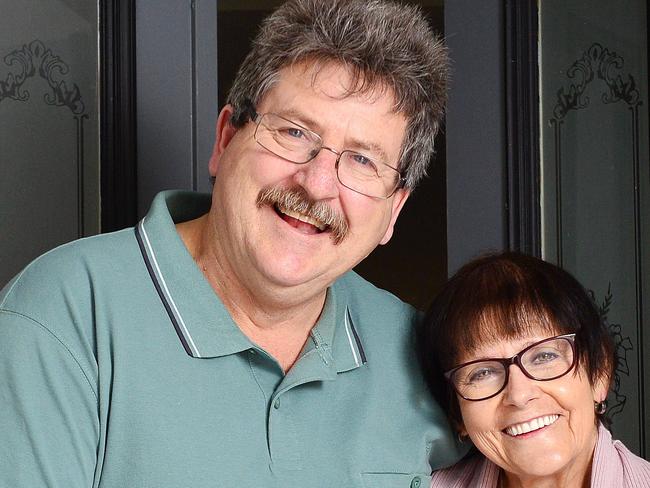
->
xmin=0 ymin=191 xmax=462 ymax=488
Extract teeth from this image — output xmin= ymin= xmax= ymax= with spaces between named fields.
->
xmin=281 ymin=208 xmax=326 ymax=231
xmin=505 ymin=415 xmax=559 ymax=436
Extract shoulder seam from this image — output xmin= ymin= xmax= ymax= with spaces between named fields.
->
xmin=1 ymin=239 xmax=81 ymax=308
xmin=0 ymin=231 xmax=132 ymax=309
xmin=0 ymin=268 xmax=29 ymax=308
xmin=0 ymin=309 xmax=99 ymax=401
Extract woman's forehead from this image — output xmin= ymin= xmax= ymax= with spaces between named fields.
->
xmin=454 ymin=314 xmax=565 ymax=362
xmin=468 ymin=304 xmax=559 ymax=336
xmin=459 ymin=333 xmax=549 ymax=361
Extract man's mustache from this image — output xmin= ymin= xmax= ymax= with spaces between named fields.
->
xmin=256 ymin=186 xmax=349 ymax=244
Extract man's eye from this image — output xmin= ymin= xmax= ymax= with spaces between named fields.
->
xmin=279 ymin=127 xmax=305 ymax=139
xmin=352 ymin=154 xmax=373 ymax=166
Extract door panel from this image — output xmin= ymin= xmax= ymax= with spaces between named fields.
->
xmin=0 ymin=0 xmax=100 ymax=287
xmin=539 ymin=0 xmax=649 ymax=456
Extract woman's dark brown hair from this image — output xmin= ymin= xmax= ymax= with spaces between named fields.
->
xmin=416 ymin=252 xmax=616 ymax=431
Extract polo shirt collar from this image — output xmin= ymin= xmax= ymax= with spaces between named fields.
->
xmin=284 ymin=284 xmax=366 ymax=387
xmin=135 ymin=190 xmax=252 ymax=359
xmin=135 ymin=190 xmax=367 ymax=374
xmin=327 ymin=282 xmax=368 ymax=373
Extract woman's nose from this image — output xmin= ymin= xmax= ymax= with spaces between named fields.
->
xmin=501 ymin=364 xmax=540 ymax=407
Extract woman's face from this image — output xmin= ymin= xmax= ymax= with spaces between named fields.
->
xmin=456 ymin=332 xmax=608 ymax=486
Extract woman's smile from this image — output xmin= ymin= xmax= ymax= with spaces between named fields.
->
xmin=503 ymin=414 xmax=560 ymax=437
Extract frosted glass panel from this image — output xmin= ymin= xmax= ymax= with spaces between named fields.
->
xmin=539 ymin=0 xmax=649 ymax=456
xmin=0 ymin=1 xmax=99 ymax=286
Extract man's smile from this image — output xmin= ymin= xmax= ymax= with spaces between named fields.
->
xmin=276 ymin=204 xmax=328 ymax=233
xmin=257 ymin=185 xmax=349 ymax=243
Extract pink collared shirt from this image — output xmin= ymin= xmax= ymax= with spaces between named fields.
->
xmin=430 ymin=423 xmax=650 ymax=487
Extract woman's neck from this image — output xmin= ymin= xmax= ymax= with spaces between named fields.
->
xmin=497 ymin=421 xmax=598 ymax=488
xmin=499 ymin=458 xmax=593 ymax=488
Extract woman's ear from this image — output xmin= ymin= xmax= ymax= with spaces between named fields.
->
xmin=592 ymin=371 xmax=611 ymax=403
xmin=456 ymin=421 xmax=468 ymax=439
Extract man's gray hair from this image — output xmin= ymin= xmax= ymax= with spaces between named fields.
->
xmin=227 ymin=0 xmax=449 ymax=190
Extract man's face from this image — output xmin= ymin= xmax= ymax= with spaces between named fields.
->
xmin=207 ymin=61 xmax=410 ymax=298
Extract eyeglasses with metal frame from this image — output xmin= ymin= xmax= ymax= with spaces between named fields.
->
xmin=239 ymin=103 xmax=405 ymax=199
xmin=444 ymin=333 xmax=577 ymax=401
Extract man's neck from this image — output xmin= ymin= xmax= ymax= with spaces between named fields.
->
xmin=176 ymin=215 xmax=327 ymax=372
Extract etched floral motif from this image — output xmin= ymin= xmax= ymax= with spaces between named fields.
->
xmin=589 ymin=285 xmax=633 ymax=421
xmin=0 ymin=39 xmax=85 ymax=114
xmin=552 ymin=43 xmax=640 ymax=121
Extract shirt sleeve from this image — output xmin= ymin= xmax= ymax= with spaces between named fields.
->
xmin=0 ymin=310 xmax=99 ymax=488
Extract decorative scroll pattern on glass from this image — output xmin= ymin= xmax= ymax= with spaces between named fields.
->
xmin=548 ymin=42 xmax=643 ymax=267
xmin=591 ymin=285 xmax=634 ymax=421
xmin=552 ymin=43 xmax=640 ymax=121
xmin=549 ymin=43 xmax=643 ymax=424
xmin=0 ymin=40 xmax=88 ymax=236
xmin=0 ymin=40 xmax=85 ymax=114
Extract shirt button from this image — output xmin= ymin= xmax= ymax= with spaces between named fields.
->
xmin=410 ymin=476 xmax=421 ymax=488
xmin=273 ymin=398 xmax=281 ymax=409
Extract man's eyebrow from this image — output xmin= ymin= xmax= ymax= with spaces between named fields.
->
xmin=274 ymin=108 xmax=320 ymax=130
xmin=271 ymin=107 xmax=390 ymax=161
xmin=348 ymin=139 xmax=389 ymax=160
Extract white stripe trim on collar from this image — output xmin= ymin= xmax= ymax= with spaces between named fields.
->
xmin=344 ymin=307 xmax=361 ymax=368
xmin=139 ymin=219 xmax=201 ymax=358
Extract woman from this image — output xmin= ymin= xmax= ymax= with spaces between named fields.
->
xmin=417 ymin=252 xmax=650 ymax=487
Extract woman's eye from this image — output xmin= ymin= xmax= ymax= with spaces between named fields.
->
xmin=468 ymin=367 xmax=497 ymax=383
xmin=532 ymin=351 xmax=559 ymax=363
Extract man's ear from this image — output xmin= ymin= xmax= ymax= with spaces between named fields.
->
xmin=379 ymin=188 xmax=410 ymax=245
xmin=208 ymin=104 xmax=237 ymax=177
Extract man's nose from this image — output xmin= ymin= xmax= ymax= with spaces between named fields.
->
xmin=501 ymin=364 xmax=540 ymax=407
xmin=292 ymin=146 xmax=341 ymax=200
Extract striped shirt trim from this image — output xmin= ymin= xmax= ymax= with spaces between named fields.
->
xmin=344 ymin=307 xmax=367 ymax=366
xmin=135 ymin=219 xmax=201 ymax=358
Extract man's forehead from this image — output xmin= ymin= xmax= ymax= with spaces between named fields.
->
xmin=262 ymin=60 xmax=398 ymax=113
xmin=251 ymin=59 xmax=408 ymax=161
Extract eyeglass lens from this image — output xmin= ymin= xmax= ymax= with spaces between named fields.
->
xmin=254 ymin=113 xmax=400 ymax=198
xmin=450 ymin=336 xmax=575 ymax=401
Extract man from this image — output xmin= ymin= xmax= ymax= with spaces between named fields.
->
xmin=0 ymin=0 xmax=462 ymax=486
